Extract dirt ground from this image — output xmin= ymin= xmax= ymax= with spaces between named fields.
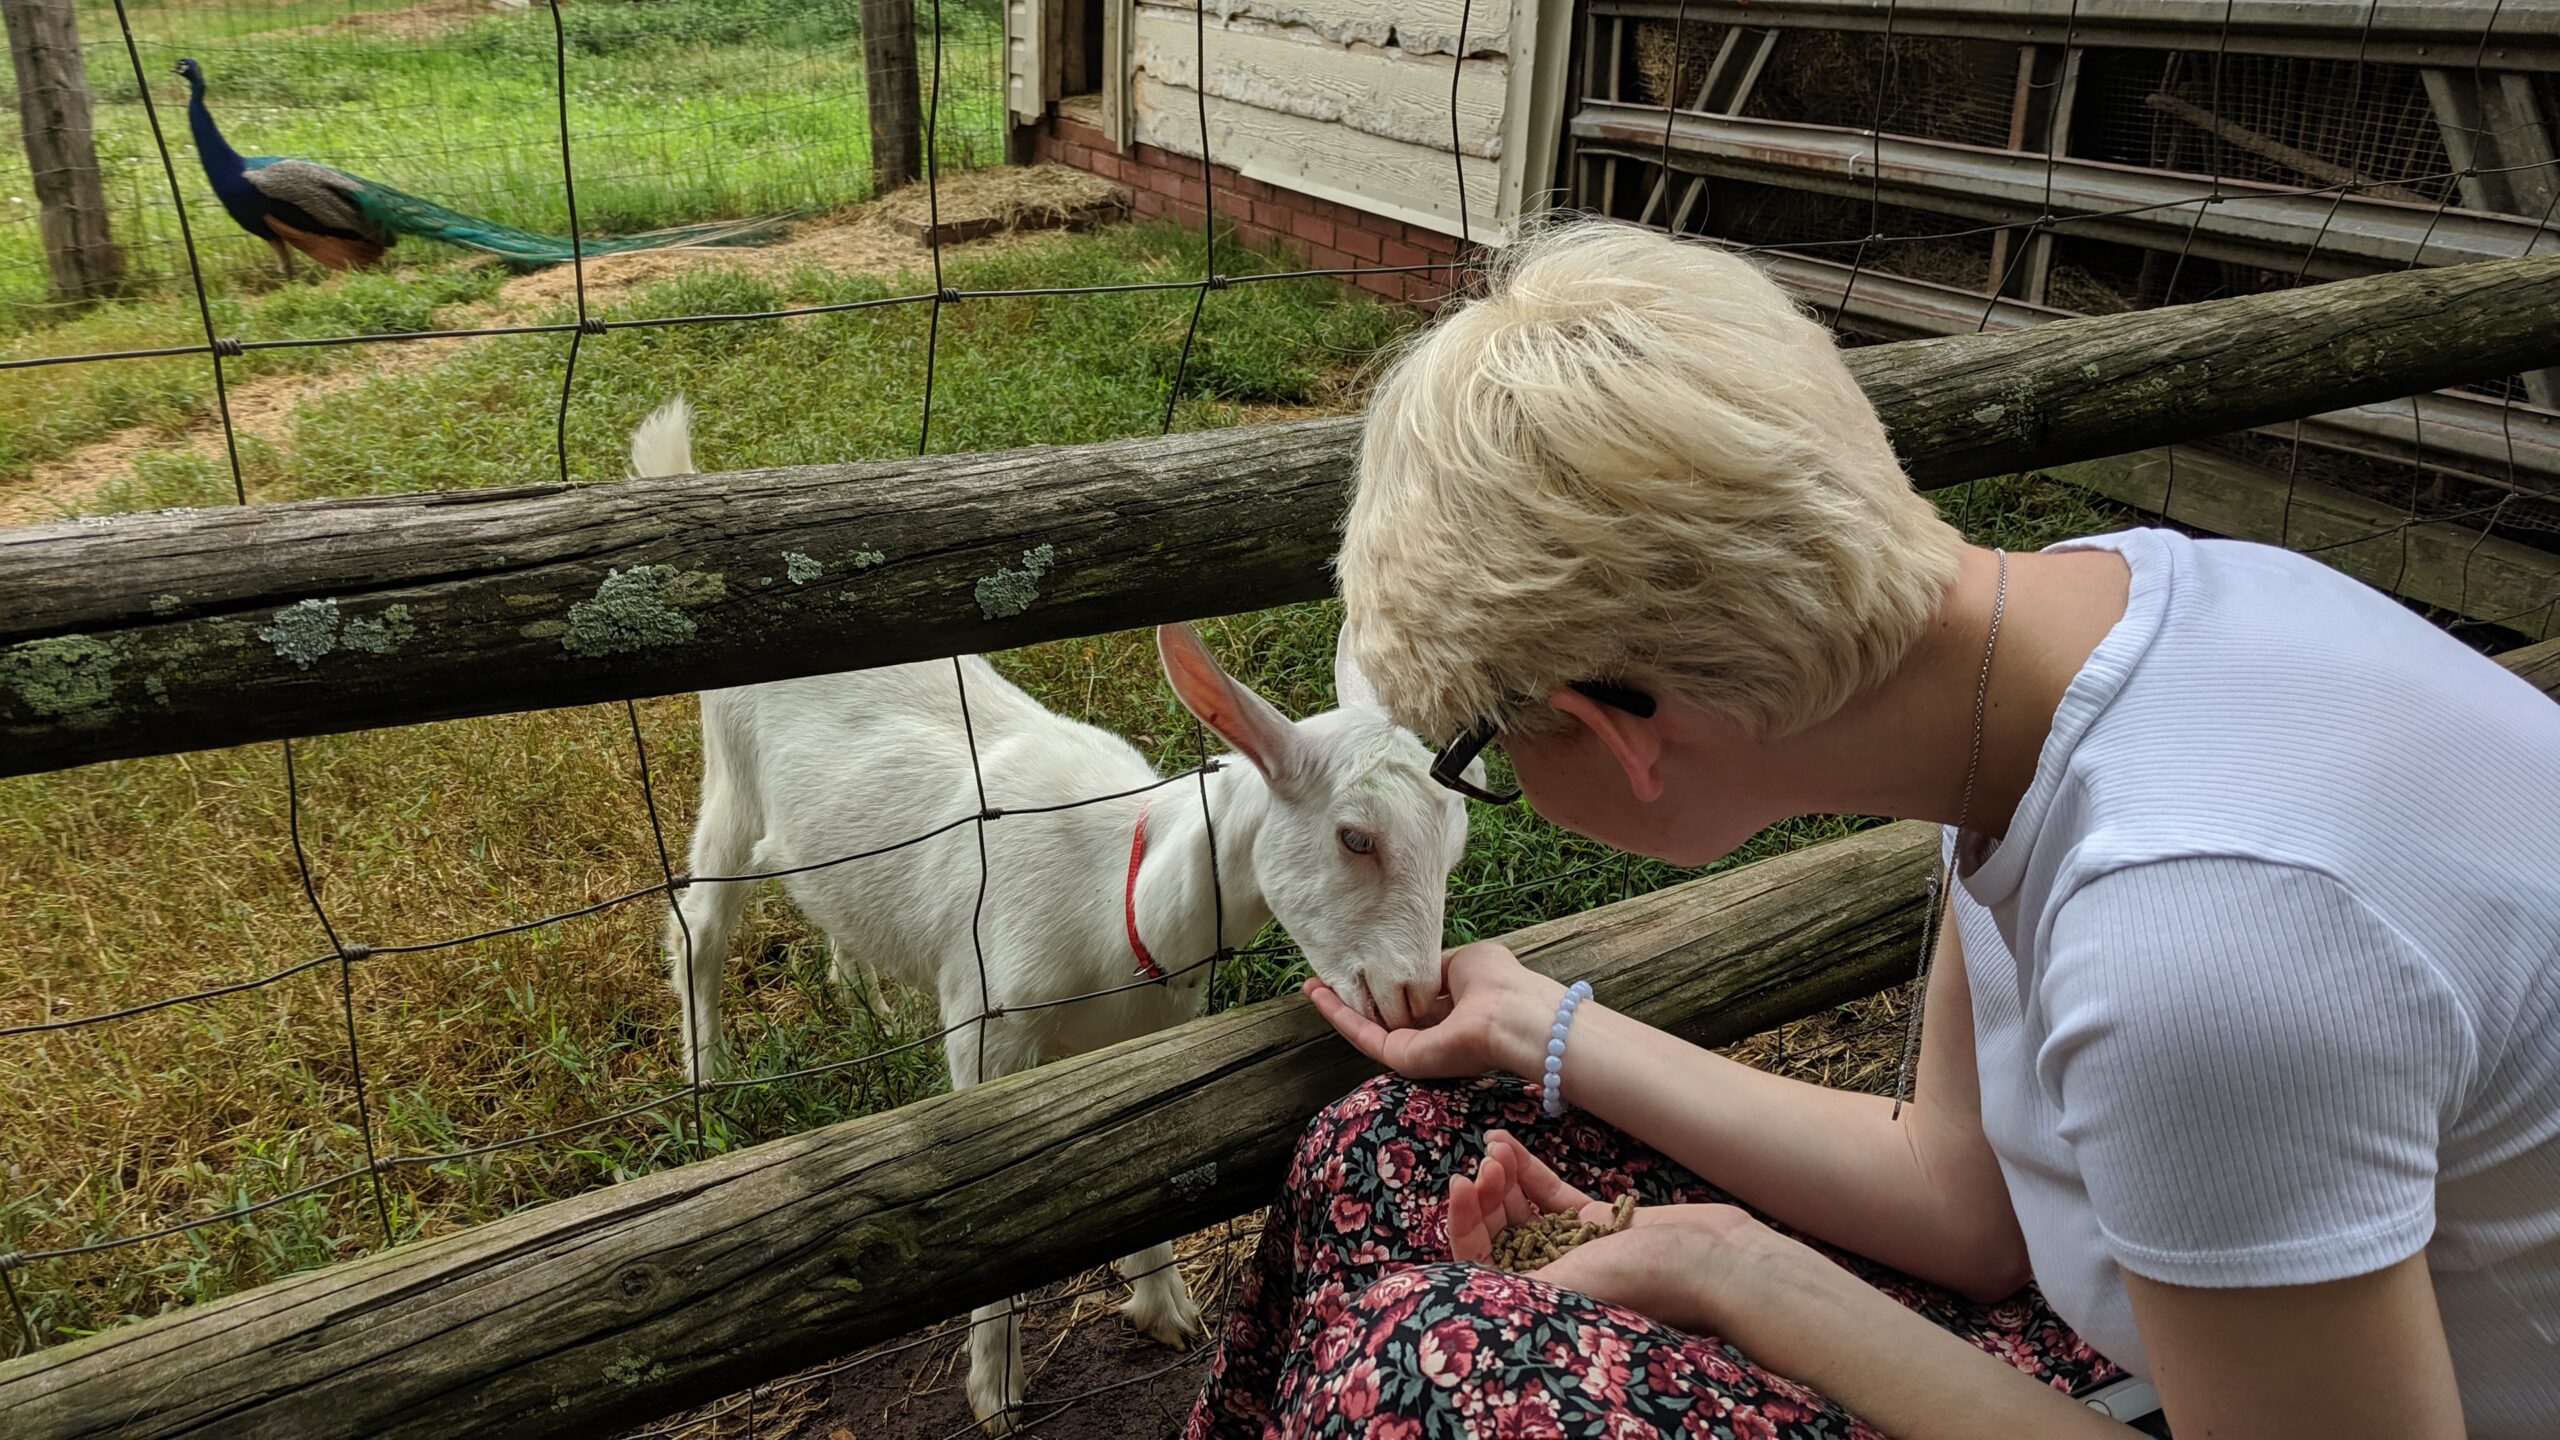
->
xmin=780 ymin=1291 xmax=1217 ymax=1440
xmin=279 ymin=0 xmax=509 ymax=42
xmin=633 ymin=1218 xmax=1263 ymax=1440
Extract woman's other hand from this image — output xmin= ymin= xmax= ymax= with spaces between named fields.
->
xmin=1306 ymin=941 xmax=1564 ymax=1080
xmin=1447 ymin=1128 xmax=1608 ymax=1253
xmin=1446 ymin=1127 xmax=1765 ymax=1337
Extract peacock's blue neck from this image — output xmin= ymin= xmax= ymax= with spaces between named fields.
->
xmin=183 ymin=76 xmax=250 ymax=187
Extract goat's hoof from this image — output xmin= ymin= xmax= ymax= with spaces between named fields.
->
xmin=1123 ymin=1286 xmax=1207 ymax=1351
xmin=967 ymin=1381 xmax=1021 ymax=1436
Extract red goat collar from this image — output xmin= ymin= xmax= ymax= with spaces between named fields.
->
xmin=1126 ymin=800 xmax=1165 ymax=980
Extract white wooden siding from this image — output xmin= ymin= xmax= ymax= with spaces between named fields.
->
xmin=1154 ymin=0 xmax=1512 ymax=57
xmin=1011 ymin=0 xmax=1547 ymax=241
xmin=1007 ymin=0 xmax=1045 ymax=122
xmin=1133 ymin=72 xmax=1503 ymax=238
xmin=1496 ymin=0 xmax=1573 ymax=221
xmin=1131 ymin=8 xmax=1509 ymax=157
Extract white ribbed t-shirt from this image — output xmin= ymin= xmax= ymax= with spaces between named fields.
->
xmin=1952 ymin=527 xmax=2560 ymax=1435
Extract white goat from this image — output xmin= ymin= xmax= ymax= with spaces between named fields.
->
xmin=630 ymin=398 xmax=1481 ymax=1432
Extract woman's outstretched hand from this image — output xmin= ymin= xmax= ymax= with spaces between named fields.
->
xmin=1305 ymin=941 xmax=1562 ymax=1080
xmin=1448 ymin=1128 xmax=1767 ymax=1338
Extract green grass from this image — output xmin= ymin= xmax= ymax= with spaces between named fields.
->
xmin=72 ymin=218 xmax=1406 ymax=510
xmin=0 ymin=0 xmax=1005 ymax=321
xmin=0 ymin=260 xmax=505 ymax=483
xmin=0 ymin=208 xmax=2143 ymax=1356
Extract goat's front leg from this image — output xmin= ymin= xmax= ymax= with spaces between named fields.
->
xmin=948 ymin=1017 xmax=1045 ymax=1436
xmin=1094 ymin=1004 xmax=1205 ymax=1350
xmin=965 ymin=1293 xmax=1023 ymax=1438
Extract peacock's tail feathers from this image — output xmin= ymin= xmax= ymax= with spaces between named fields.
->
xmin=241 ymin=156 xmax=786 ymax=267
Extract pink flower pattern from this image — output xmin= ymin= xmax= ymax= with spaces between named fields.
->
xmin=1185 ymin=1075 xmax=2122 ymax=1438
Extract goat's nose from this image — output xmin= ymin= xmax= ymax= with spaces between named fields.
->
xmin=1381 ymin=978 xmax=1431 ymax=1030
xmin=1402 ymin=979 xmax=1452 ymax=1028
xmin=1352 ymin=971 xmax=1387 ymax=1027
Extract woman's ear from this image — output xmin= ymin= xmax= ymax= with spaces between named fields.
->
xmin=1547 ymin=687 xmax=1665 ymax=803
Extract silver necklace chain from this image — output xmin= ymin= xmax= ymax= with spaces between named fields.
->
xmin=1891 ymin=548 xmax=2006 ymax=1119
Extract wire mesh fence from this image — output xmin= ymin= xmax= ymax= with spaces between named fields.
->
xmin=0 ymin=0 xmax=2556 ymax=1433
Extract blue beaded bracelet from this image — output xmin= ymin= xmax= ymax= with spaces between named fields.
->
xmin=1540 ymin=980 xmax=1594 ymax=1119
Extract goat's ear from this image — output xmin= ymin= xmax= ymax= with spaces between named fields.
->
xmin=1159 ymin=622 xmax=1299 ymax=786
xmin=1332 ymin=618 xmax=1384 ymax=714
xmin=1445 ymin=756 xmax=1488 ymax=849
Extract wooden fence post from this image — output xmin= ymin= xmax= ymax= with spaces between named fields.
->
xmin=861 ymin=0 xmax=923 ymax=192
xmin=3 ymin=0 xmax=124 ymax=302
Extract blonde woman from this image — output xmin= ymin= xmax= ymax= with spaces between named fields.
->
xmin=1184 ymin=219 xmax=2560 ymax=1439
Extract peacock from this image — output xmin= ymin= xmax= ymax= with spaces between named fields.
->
xmin=173 ymin=57 xmax=781 ymax=279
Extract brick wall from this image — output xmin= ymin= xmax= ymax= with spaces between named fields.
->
xmin=1032 ymin=114 xmax=1469 ymax=308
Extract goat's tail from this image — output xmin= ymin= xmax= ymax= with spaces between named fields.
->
xmin=627 ymin=394 xmax=697 ymax=479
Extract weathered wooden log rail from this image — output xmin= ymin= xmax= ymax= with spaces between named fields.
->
xmin=6 ymin=252 xmax=2560 ymax=777
xmin=3 ymin=622 xmax=2552 ymax=1439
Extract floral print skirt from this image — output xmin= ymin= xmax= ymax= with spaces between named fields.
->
xmin=1183 ymin=1074 xmax=2123 ymax=1438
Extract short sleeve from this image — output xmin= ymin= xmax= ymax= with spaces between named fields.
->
xmin=2038 ymin=858 xmax=2474 ymax=1289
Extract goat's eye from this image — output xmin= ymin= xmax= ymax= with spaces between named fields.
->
xmin=1338 ymin=827 xmax=1375 ymax=856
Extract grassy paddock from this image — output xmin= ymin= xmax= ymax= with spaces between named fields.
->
xmin=0 ymin=0 xmax=1005 ymax=321
xmin=0 ymin=214 xmax=2136 ymax=1353
xmin=0 ymin=261 xmax=506 ymax=484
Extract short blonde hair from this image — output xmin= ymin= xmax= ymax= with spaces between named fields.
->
xmin=1337 ymin=217 xmax=1962 ymax=744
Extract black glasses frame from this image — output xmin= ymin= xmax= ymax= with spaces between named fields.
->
xmin=1430 ymin=680 xmax=1657 ymax=805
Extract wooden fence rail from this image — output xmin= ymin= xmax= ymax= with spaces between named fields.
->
xmin=7 ymin=252 xmax=2560 ymax=777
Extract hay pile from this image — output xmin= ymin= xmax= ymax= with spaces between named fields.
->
xmin=1631 ymin=20 xmax=1726 ymax=108
xmin=871 ymin=162 xmax=1125 ymax=237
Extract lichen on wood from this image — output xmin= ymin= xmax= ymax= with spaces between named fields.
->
xmin=560 ymin=566 xmax=727 ymax=657
xmin=974 ymin=543 xmax=1056 ymax=619
xmin=255 ymin=598 xmax=417 ymax=668
xmin=2 ymin=634 xmax=121 ymax=730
